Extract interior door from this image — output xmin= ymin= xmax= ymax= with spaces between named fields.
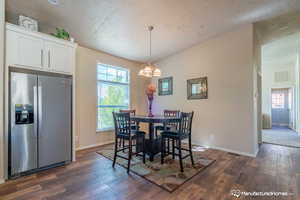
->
xmin=271 ymin=88 xmax=290 ymax=126
xmin=38 ymin=75 xmax=72 ymax=168
xmin=17 ymin=34 xmax=44 ymax=69
xmin=10 ymin=72 xmax=38 ymax=176
xmin=45 ymin=41 xmax=72 ymax=73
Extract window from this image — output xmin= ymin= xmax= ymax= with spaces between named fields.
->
xmin=272 ymin=93 xmax=284 ymax=109
xmin=97 ymin=64 xmax=130 ymax=131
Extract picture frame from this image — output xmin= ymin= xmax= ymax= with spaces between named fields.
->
xmin=18 ymin=15 xmax=38 ymax=32
xmin=158 ymin=77 xmax=173 ymax=96
xmin=187 ymin=77 xmax=208 ymax=100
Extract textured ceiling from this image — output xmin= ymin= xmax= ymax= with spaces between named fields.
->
xmin=262 ymin=33 xmax=300 ymax=69
xmin=255 ymin=11 xmax=300 ymax=45
xmin=6 ymin=0 xmax=300 ymax=62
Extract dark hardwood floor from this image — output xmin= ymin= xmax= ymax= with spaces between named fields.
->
xmin=0 ymin=143 xmax=299 ymax=200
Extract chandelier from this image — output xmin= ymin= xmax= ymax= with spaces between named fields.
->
xmin=138 ymin=26 xmax=161 ymax=77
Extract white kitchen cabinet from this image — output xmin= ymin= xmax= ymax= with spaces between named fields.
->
xmin=6 ymin=23 xmax=77 ymax=75
xmin=45 ymin=41 xmax=73 ymax=73
xmin=17 ymin=34 xmax=44 ymax=69
xmin=6 ymin=30 xmax=44 ymax=69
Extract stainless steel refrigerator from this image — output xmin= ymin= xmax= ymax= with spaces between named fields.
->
xmin=9 ymin=70 xmax=72 ymax=177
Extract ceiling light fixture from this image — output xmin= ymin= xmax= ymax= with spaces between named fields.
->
xmin=138 ymin=26 xmax=161 ymax=78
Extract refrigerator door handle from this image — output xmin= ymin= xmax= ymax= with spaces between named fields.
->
xmin=33 ymin=86 xmax=38 ymax=139
xmin=38 ymin=85 xmax=43 ymax=138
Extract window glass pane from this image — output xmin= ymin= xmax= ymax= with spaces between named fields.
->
xmin=98 ymin=65 xmax=107 ymax=73
xmin=98 ymin=82 xmax=129 ymax=106
xmin=98 ymin=107 xmax=128 ymax=130
xmin=97 ymin=64 xmax=129 ymax=83
xmin=272 ymin=93 xmax=284 ymax=109
xmin=107 ymin=68 xmax=117 ymax=82
xmin=98 ymin=73 xmax=106 ymax=80
xmin=96 ymin=64 xmax=130 ymax=131
xmin=97 ymin=65 xmax=107 ymax=80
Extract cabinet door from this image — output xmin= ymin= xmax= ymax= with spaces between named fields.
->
xmin=17 ymin=34 xmax=44 ymax=69
xmin=45 ymin=41 xmax=73 ymax=74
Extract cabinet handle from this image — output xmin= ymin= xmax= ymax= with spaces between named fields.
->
xmin=41 ymin=50 xmax=44 ymax=67
xmin=48 ymin=51 xmax=50 ymax=68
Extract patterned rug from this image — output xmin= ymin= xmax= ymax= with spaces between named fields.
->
xmin=97 ymin=143 xmax=215 ymax=192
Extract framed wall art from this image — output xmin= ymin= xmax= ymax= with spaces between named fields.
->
xmin=158 ymin=77 xmax=173 ymax=96
xmin=187 ymin=77 xmax=208 ymax=100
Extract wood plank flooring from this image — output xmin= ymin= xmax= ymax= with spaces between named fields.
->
xmin=0 ymin=143 xmax=299 ymax=200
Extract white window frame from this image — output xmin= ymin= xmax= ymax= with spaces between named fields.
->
xmin=96 ymin=63 xmax=130 ymax=132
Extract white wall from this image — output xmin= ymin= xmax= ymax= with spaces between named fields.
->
xmin=76 ymin=46 xmax=149 ymax=150
xmin=0 ymin=0 xmax=5 ymax=183
xmin=152 ymin=24 xmax=258 ymax=156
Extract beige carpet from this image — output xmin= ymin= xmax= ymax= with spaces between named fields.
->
xmin=97 ymin=143 xmax=215 ymax=192
xmin=262 ymin=126 xmax=300 ymax=148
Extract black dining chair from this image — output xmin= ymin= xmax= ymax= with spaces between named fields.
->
xmin=119 ymin=109 xmax=140 ymax=151
xmin=155 ymin=110 xmax=180 ymax=153
xmin=155 ymin=110 xmax=180 ymax=135
xmin=119 ymin=109 xmax=140 ymax=131
xmin=112 ymin=112 xmax=146 ymax=173
xmin=160 ymin=111 xmax=194 ymax=172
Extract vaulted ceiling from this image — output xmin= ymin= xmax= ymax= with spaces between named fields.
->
xmin=6 ymin=0 xmax=300 ymax=62
xmin=262 ymin=33 xmax=300 ymax=69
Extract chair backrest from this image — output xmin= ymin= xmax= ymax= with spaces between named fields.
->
xmin=120 ymin=109 xmax=137 ymax=125
xmin=113 ymin=112 xmax=132 ymax=137
xmin=179 ymin=112 xmax=194 ymax=137
xmin=164 ymin=110 xmax=180 ymax=128
xmin=164 ymin=110 xmax=180 ymax=117
xmin=120 ymin=109 xmax=136 ymax=116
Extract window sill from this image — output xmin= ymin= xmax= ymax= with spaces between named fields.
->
xmin=96 ymin=128 xmax=114 ymax=133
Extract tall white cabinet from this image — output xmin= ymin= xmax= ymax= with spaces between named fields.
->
xmin=4 ymin=23 xmax=77 ymax=179
xmin=6 ymin=23 xmax=76 ymax=74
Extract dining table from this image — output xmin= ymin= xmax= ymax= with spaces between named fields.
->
xmin=131 ymin=115 xmax=181 ymax=161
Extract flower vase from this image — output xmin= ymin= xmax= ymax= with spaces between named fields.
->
xmin=148 ymin=95 xmax=154 ymax=117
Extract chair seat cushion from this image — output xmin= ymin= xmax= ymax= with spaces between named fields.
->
xmin=161 ymin=131 xmax=188 ymax=139
xmin=155 ymin=125 xmax=172 ymax=131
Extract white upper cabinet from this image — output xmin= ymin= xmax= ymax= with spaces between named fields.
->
xmin=45 ymin=41 xmax=73 ymax=73
xmin=6 ymin=23 xmax=77 ymax=75
xmin=17 ymin=34 xmax=44 ymax=69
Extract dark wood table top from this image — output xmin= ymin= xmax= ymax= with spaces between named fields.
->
xmin=131 ymin=115 xmax=180 ymax=123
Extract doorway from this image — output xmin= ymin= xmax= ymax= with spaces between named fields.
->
xmin=260 ymin=33 xmax=300 ymax=148
xmin=262 ymin=87 xmax=300 ymax=147
xmin=261 ymin=86 xmax=300 ymax=148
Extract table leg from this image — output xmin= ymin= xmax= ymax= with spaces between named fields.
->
xmin=149 ymin=122 xmax=154 ymax=161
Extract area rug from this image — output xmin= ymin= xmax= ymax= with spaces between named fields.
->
xmin=97 ymin=144 xmax=215 ymax=192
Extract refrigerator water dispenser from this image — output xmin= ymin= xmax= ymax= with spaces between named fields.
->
xmin=15 ymin=104 xmax=34 ymax=124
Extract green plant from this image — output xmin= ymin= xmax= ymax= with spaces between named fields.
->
xmin=51 ymin=28 xmax=70 ymax=40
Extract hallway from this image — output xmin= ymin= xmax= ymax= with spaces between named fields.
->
xmin=262 ymin=126 xmax=300 ymax=148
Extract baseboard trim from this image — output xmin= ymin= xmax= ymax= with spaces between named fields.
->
xmin=210 ymin=146 xmax=257 ymax=158
xmin=191 ymin=142 xmax=257 ymax=158
xmin=76 ymin=141 xmax=114 ymax=151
